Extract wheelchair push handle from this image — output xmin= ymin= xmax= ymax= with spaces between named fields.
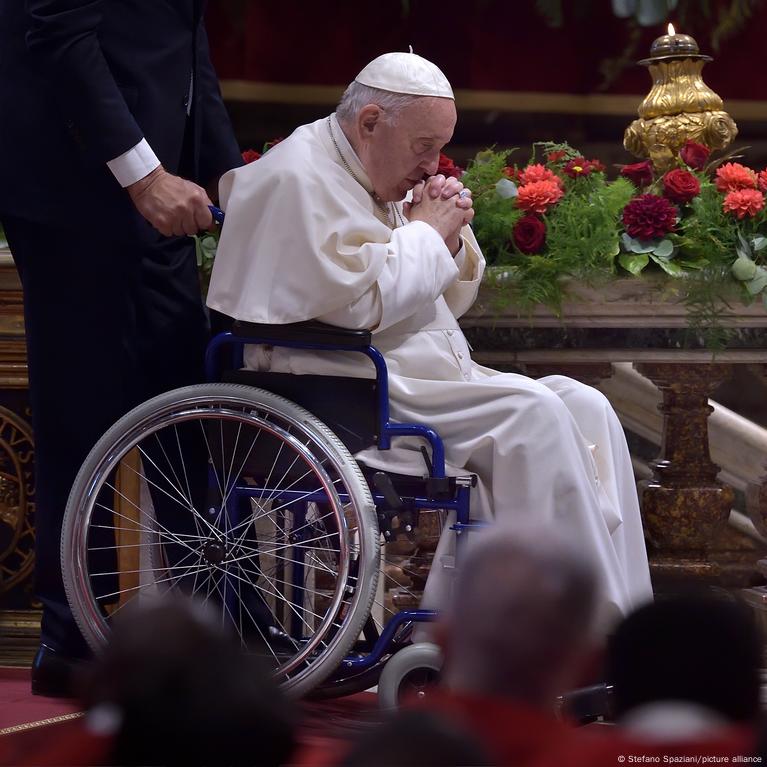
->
xmin=208 ymin=204 xmax=225 ymax=225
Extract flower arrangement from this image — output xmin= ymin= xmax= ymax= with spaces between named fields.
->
xmin=460 ymin=139 xmax=767 ymax=344
xmin=461 ymin=142 xmax=634 ymax=312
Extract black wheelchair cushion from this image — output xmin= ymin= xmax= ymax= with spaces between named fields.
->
xmin=231 ymin=320 xmax=372 ymax=350
xmin=222 ymin=369 xmax=378 ymax=455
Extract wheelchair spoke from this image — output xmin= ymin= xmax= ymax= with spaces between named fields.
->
xmin=260 ymin=549 xmax=339 ymax=579
xmin=235 ymin=561 xmax=339 ymax=603
xmin=65 ymin=389 xmax=379 ymax=697
xmin=95 ymin=500 xmax=204 ymax=555
xmin=236 ymin=559 xmax=331 ymax=632
xmin=213 ymin=427 xmax=262 ymax=530
xmin=222 ymin=562 xmax=302 ymax=644
xmin=133 ymin=445 xmax=193 ymax=513
xmin=198 ymin=418 xmax=226 ymax=502
xmin=129 ymin=448 xmax=219 ymax=540
xmin=95 ymin=560 xmax=211 ymax=602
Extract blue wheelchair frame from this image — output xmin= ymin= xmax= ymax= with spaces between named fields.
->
xmin=204 ymin=328 xmax=481 ymax=672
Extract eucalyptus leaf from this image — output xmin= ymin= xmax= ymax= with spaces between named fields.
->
xmin=199 ymin=235 xmax=218 ymax=258
xmin=736 ymin=244 xmax=752 ymax=261
xmin=732 ymin=255 xmax=758 ymax=281
xmin=738 ymin=230 xmax=752 ymax=254
xmin=649 ymin=253 xmax=684 ymax=277
xmin=495 ymin=178 xmax=518 ymax=199
xmin=621 ymin=232 xmax=658 ymax=254
xmin=746 ymin=267 xmax=767 ymax=295
xmin=652 ymin=238 xmax=674 ymax=259
xmin=619 ymin=252 xmax=650 ymax=275
xmin=753 ymin=236 xmax=767 ymax=252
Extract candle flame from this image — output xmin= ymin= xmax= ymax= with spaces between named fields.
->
xmin=668 ymin=22 xmax=676 ymax=36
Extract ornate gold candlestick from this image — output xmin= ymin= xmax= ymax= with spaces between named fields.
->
xmin=624 ymin=24 xmax=737 ymax=170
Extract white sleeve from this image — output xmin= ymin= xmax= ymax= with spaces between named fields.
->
xmin=319 ymin=221 xmax=459 ymax=332
xmin=107 ymin=138 xmax=161 ymax=187
xmin=443 ymin=226 xmax=486 ymax=319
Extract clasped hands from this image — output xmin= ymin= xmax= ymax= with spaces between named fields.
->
xmin=405 ymin=174 xmax=474 ymax=256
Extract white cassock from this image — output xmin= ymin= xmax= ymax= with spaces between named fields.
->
xmin=207 ymin=113 xmax=653 ymax=625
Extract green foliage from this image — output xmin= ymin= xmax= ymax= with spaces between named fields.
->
xmin=0 ymin=224 xmax=7 ymax=250
xmin=465 ymin=146 xmax=637 ymax=313
xmin=461 ymin=151 xmax=522 ymax=265
xmin=464 ymin=142 xmax=767 ymax=347
xmin=681 ymin=266 xmax=736 ymax=351
xmin=194 ymin=231 xmax=220 ymax=297
xmin=673 ymin=183 xmax=739 ymax=266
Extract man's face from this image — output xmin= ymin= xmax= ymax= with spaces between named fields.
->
xmin=358 ymin=97 xmax=457 ymax=202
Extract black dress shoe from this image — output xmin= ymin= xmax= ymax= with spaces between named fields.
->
xmin=31 ymin=644 xmax=83 ymax=698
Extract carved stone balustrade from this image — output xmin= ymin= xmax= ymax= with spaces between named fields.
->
xmin=460 ymin=273 xmax=767 ymax=591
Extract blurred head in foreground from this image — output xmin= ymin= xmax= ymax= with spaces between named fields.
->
xmin=439 ymin=525 xmax=600 ymax=707
xmin=81 ymin=596 xmax=296 ymax=766
xmin=607 ymin=592 xmax=762 ymax=725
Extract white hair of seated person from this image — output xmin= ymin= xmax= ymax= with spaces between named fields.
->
xmin=440 ymin=525 xmax=599 ymax=706
xmin=336 ymin=83 xmax=422 ymax=127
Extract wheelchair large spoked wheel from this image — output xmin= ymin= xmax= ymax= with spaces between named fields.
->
xmin=62 ymin=383 xmax=379 ymax=697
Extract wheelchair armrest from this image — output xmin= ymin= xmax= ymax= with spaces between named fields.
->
xmin=231 ymin=320 xmax=372 ymax=350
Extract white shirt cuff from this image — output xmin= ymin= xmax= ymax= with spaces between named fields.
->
xmin=107 ymin=138 xmax=161 ymax=187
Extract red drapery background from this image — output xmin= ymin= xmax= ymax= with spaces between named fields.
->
xmin=206 ymin=0 xmax=767 ymax=101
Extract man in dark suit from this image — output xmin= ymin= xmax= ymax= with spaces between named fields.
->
xmin=0 ymin=0 xmax=243 ymax=695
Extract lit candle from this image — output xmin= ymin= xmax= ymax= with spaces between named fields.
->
xmin=646 ymin=23 xmax=701 ymax=59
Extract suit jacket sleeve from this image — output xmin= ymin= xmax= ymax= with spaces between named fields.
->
xmin=195 ymin=23 xmax=242 ymax=187
xmin=25 ymin=0 xmax=144 ymax=164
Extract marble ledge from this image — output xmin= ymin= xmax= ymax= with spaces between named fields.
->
xmin=464 ymin=272 xmax=767 ymax=329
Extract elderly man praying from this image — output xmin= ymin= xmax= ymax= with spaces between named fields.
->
xmin=207 ymin=52 xmax=653 ymax=626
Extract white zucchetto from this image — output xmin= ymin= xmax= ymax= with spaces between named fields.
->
xmin=354 ymin=52 xmax=454 ymax=100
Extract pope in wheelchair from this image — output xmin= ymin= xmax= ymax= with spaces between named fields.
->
xmin=61 ymin=52 xmax=652 ymax=701
xmin=207 ymin=55 xmax=652 ymax=618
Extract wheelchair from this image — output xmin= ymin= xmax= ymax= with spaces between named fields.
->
xmin=60 ymin=319 xmax=483 ymax=703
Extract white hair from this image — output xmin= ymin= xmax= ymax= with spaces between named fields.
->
xmin=443 ymin=525 xmax=598 ymax=703
xmin=336 ymin=81 xmax=421 ymax=127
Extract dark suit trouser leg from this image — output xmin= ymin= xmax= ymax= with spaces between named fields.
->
xmin=3 ymin=213 xmax=208 ymax=656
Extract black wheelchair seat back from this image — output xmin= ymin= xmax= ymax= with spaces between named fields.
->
xmin=222 ymin=369 xmax=378 ymax=456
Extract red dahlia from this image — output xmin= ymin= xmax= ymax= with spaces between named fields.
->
xmin=622 ymin=194 xmax=677 ymax=239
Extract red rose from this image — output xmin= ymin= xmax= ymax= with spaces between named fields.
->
xmin=563 ymin=157 xmax=593 ymax=178
xmin=622 ymin=194 xmax=677 ymax=239
xmin=512 ymin=214 xmax=546 ymax=254
xmin=437 ymin=152 xmax=463 ymax=179
xmin=620 ymin=160 xmax=654 ymax=188
xmin=503 ymin=166 xmax=520 ymax=183
xmin=679 ymin=140 xmax=710 ymax=170
xmin=663 ymin=168 xmax=701 ymax=204
xmin=241 ymin=149 xmax=261 ymax=164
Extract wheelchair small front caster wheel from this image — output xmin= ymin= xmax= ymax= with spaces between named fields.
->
xmin=378 ymin=642 xmax=443 ymax=710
